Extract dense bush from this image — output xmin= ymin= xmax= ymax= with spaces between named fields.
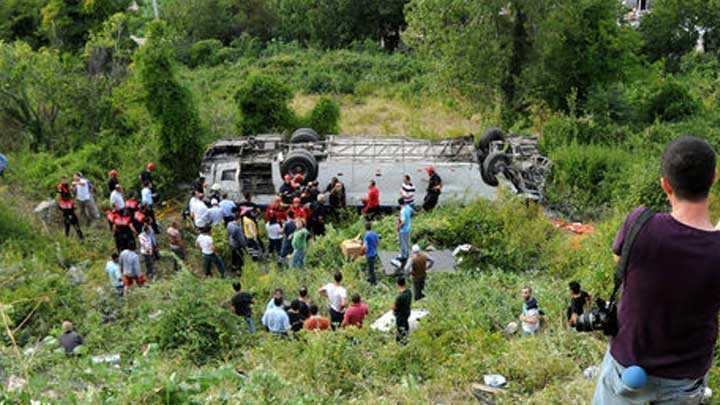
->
xmin=303 ymin=97 xmax=341 ymax=135
xmin=642 ymin=78 xmax=702 ymax=123
xmin=153 ymin=272 xmax=241 ymax=365
xmin=545 ymin=144 xmax=631 ymax=217
xmin=235 ymin=72 xmax=297 ymax=135
xmin=189 ymin=39 xmax=223 ymax=67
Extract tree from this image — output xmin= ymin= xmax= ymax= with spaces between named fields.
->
xmin=135 ymin=21 xmax=203 ymax=183
xmin=530 ymin=0 xmax=642 ymax=112
xmin=0 ymin=41 xmax=71 ymax=151
xmin=40 ymin=0 xmax=129 ymax=52
xmin=404 ymin=0 xmax=520 ymax=105
xmin=0 ymin=0 xmax=46 ymax=48
xmin=639 ymin=0 xmax=720 ymax=71
xmin=273 ymin=0 xmax=410 ymax=49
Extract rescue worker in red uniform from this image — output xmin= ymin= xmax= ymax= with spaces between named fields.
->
xmin=112 ymin=208 xmax=137 ymax=252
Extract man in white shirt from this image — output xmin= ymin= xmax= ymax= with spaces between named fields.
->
xmin=73 ymin=172 xmax=99 ymax=224
xmin=189 ymin=192 xmax=209 ymax=228
xmin=318 ymin=272 xmax=348 ymax=330
xmin=138 ymin=223 xmax=157 ymax=279
xmin=400 ymin=174 xmax=416 ymax=208
xmin=196 ymin=229 xmax=225 ymax=277
xmin=519 ymin=286 xmax=540 ymax=336
xmin=110 ymin=185 xmax=126 ymax=211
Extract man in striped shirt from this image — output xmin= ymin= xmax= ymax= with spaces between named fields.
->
xmin=400 ymin=175 xmax=416 ymax=208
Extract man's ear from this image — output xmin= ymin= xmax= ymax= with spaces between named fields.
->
xmin=661 ymin=177 xmax=673 ymax=197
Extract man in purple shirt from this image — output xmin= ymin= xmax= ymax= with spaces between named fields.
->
xmin=593 ymin=136 xmax=720 ymax=404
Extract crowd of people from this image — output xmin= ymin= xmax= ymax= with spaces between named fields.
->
xmin=231 ymin=272 xmax=416 ymax=343
xmin=53 ymin=162 xmax=444 ymax=343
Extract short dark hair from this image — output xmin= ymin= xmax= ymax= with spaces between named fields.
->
xmin=397 ymin=277 xmax=406 ymax=287
xmin=309 ymin=304 xmax=319 ymax=315
xmin=243 ymin=192 xmax=252 ymax=200
xmin=334 ymin=272 xmax=342 ymax=283
xmin=111 ymin=252 xmax=119 ymax=260
xmin=233 ymin=282 xmax=242 ymax=292
xmin=299 ymin=287 xmax=308 ymax=297
xmin=273 ymin=296 xmax=283 ymax=307
xmin=398 ymin=197 xmax=405 ymax=206
xmin=662 ymin=136 xmax=716 ymax=202
xmin=287 ymin=210 xmax=295 ymax=219
xmin=351 ymin=293 xmax=361 ymax=304
xmin=568 ymin=281 xmax=580 ymax=294
xmin=274 ymin=288 xmax=283 ymax=296
xmin=369 ymin=180 xmax=375 ymax=186
xmin=365 ymin=221 xmax=372 ymax=231
xmin=290 ymin=300 xmax=300 ymax=311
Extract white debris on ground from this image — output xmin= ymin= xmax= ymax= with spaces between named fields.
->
xmin=370 ymin=309 xmax=429 ymax=333
xmin=483 ymin=374 xmax=507 ymax=388
xmin=6 ymin=375 xmax=27 ymax=392
xmin=91 ymin=353 xmax=121 ymax=366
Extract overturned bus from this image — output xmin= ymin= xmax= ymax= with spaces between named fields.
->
xmin=199 ymin=128 xmax=550 ymax=207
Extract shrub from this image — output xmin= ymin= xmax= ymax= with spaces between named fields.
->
xmin=540 ymin=115 xmax=627 ymax=153
xmin=303 ymin=97 xmax=340 ymax=135
xmin=189 ymin=39 xmax=223 ymax=68
xmin=545 ymin=144 xmax=631 ymax=217
xmin=584 ymin=83 xmax=635 ymax=125
xmin=235 ymin=72 xmax=298 ymax=135
xmin=642 ymin=78 xmax=701 ymax=123
xmin=614 ymin=159 xmax=669 ymax=212
xmin=152 ymin=272 xmax=241 ymax=365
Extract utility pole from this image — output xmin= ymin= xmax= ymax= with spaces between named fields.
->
xmin=151 ymin=0 xmax=159 ymax=19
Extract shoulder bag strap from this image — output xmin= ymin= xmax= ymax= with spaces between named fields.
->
xmin=609 ymin=208 xmax=655 ymax=303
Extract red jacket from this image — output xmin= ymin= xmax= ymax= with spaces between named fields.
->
xmin=58 ymin=198 xmax=75 ymax=210
xmin=366 ymin=186 xmax=380 ymax=209
xmin=265 ymin=203 xmax=288 ymax=223
xmin=342 ymin=302 xmax=369 ymax=328
xmin=290 ymin=206 xmax=308 ymax=221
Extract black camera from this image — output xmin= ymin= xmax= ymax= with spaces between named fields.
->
xmin=574 ymin=298 xmax=618 ymax=336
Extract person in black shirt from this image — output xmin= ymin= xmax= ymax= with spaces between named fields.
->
xmin=326 ymin=177 xmax=346 ymax=210
xmin=566 ymin=281 xmax=591 ymax=327
xmin=292 ymin=287 xmax=311 ymax=321
xmin=308 ymin=194 xmax=328 ymax=236
xmin=423 ymin=166 xmax=442 ymax=211
xmin=287 ymin=300 xmax=304 ymax=333
xmin=231 ymin=283 xmax=256 ymax=333
xmin=59 ymin=321 xmax=83 ymax=355
xmin=392 ymin=277 xmax=413 ymax=344
xmin=279 ymin=175 xmax=296 ymax=204
xmin=107 ymin=169 xmax=119 ymax=197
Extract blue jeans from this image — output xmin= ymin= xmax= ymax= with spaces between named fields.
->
xmin=593 ymin=350 xmax=706 ymax=404
xmin=292 ymin=250 xmax=305 ymax=268
xmin=244 ymin=317 xmax=256 ymax=334
xmin=399 ymin=232 xmax=410 ymax=259
xmin=366 ymin=255 xmax=377 ymax=285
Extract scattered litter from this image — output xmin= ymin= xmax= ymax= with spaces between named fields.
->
xmin=503 ymin=321 xmax=518 ymax=336
xmin=67 ymin=266 xmax=86 ymax=285
xmin=551 ymin=219 xmax=595 ymax=235
xmin=471 ymin=382 xmax=505 ymax=403
xmin=483 ymin=374 xmax=507 ymax=388
xmin=6 ymin=375 xmax=27 ymax=392
xmin=583 ymin=366 xmax=600 ymax=380
xmin=452 ymin=244 xmax=474 ymax=256
xmin=148 ymin=310 xmax=163 ymax=320
xmin=371 ymin=309 xmax=429 ymax=333
xmin=91 ymin=353 xmax=120 ymax=366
